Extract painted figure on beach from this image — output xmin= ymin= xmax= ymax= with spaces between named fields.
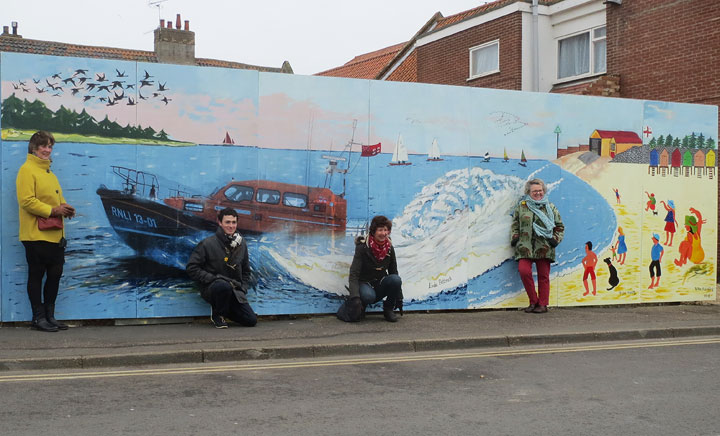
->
xmin=645 ymin=192 xmax=657 ymax=215
xmin=648 ymin=233 xmax=664 ymax=289
xmin=612 ymin=188 xmax=620 ymax=204
xmin=675 ymin=208 xmax=705 ymax=266
xmin=660 ymin=200 xmax=678 ymax=246
xmin=614 ymin=226 xmax=627 ymax=265
xmin=582 ymin=241 xmax=598 ymax=296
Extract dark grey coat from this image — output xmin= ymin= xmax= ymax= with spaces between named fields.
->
xmin=186 ymin=228 xmax=251 ymax=304
xmin=348 ymin=236 xmax=398 ymax=298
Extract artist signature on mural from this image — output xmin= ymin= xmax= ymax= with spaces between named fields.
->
xmin=428 ymin=276 xmax=453 ymax=289
xmin=694 ymin=287 xmax=714 ymax=299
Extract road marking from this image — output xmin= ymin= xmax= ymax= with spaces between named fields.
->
xmin=2 ymin=336 xmax=719 ymax=383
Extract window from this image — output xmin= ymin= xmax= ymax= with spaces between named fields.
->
xmin=557 ymin=26 xmax=606 ymax=80
xmin=256 ymin=188 xmax=280 ymax=204
xmin=469 ymin=40 xmax=499 ymax=79
xmin=223 ymin=185 xmax=254 ymax=202
xmin=282 ymin=192 xmax=308 ymax=208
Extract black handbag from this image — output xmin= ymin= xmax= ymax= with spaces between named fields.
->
xmin=336 ymin=296 xmax=365 ymax=322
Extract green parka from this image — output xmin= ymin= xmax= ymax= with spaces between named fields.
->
xmin=510 ymin=200 xmax=564 ymax=262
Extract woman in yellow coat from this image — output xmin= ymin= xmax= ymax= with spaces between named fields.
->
xmin=16 ymin=131 xmax=75 ymax=332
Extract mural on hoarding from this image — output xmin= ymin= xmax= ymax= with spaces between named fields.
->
xmin=1 ymin=52 xmax=717 ymax=321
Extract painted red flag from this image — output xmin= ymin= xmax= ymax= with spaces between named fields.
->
xmin=361 ymin=142 xmax=381 ymax=157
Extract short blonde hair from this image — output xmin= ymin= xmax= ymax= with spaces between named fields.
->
xmin=524 ymin=178 xmax=546 ymax=196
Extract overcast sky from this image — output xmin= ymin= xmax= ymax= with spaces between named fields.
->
xmin=2 ymin=0 xmax=490 ymax=75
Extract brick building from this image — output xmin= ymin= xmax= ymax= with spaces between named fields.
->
xmin=318 ymin=0 xmax=717 ymax=105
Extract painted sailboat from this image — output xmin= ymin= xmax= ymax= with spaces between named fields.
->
xmin=390 ymin=134 xmax=412 ymax=166
xmin=427 ymin=138 xmax=443 ymax=161
xmin=222 ymin=131 xmax=235 ymax=145
xmin=503 ymin=147 xmax=509 ymax=163
xmin=519 ymin=149 xmax=527 ymax=167
xmin=483 ymin=151 xmax=491 ymax=162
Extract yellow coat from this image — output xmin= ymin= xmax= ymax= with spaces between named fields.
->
xmin=16 ymin=153 xmax=66 ymax=242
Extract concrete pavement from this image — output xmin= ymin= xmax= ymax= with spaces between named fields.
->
xmin=1 ymin=304 xmax=719 ymax=371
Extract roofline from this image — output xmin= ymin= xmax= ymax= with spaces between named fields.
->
xmin=0 ymin=35 xmax=291 ymax=73
xmin=376 ymin=11 xmax=443 ymax=80
xmin=314 ymin=42 xmax=405 ymax=77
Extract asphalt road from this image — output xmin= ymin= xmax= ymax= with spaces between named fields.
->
xmin=1 ymin=338 xmax=719 ymax=436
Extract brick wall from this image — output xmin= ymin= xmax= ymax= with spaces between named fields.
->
xmin=607 ymin=0 xmax=720 ymax=107
xmin=416 ymin=12 xmax=522 ymax=89
xmin=606 ymin=0 xmax=720 ymax=279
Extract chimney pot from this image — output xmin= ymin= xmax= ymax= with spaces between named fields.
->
xmin=175 ymin=14 xmax=181 ymax=30
xmin=11 ymin=21 xmax=18 ymax=35
xmin=2 ymin=26 xmax=8 ymax=35
xmin=167 ymin=19 xmax=172 ymax=29
xmin=184 ymin=20 xmax=189 ymax=31
xmin=160 ymin=19 xmax=165 ymax=28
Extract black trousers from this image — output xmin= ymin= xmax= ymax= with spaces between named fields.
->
xmin=22 ymin=240 xmax=65 ymax=308
xmin=207 ymin=280 xmax=257 ymax=327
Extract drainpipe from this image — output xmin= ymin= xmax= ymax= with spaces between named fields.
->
xmin=532 ymin=0 xmax=539 ymax=92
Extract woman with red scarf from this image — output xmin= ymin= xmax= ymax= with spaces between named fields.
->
xmin=348 ymin=215 xmax=403 ymax=322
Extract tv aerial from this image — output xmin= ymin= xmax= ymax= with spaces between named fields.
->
xmin=148 ymin=0 xmax=169 ymax=20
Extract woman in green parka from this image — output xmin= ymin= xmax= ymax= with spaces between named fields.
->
xmin=510 ymin=178 xmax=564 ymax=314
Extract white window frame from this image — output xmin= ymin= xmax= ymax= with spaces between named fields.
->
xmin=555 ymin=25 xmax=606 ymax=82
xmin=468 ymin=40 xmax=500 ymax=80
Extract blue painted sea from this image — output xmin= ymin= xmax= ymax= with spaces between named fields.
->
xmin=1 ymin=141 xmax=615 ymax=320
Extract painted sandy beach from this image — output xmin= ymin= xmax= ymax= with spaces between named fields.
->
xmin=494 ymin=152 xmax=717 ymax=309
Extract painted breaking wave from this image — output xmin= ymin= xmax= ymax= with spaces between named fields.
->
xmin=267 ymin=167 xmax=529 ymax=300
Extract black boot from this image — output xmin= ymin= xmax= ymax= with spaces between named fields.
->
xmin=383 ymin=299 xmax=398 ymax=323
xmin=45 ymin=303 xmax=68 ymax=330
xmin=31 ymin=305 xmax=58 ymax=332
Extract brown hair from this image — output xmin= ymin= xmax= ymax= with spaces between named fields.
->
xmin=217 ymin=207 xmax=238 ymax=222
xmin=28 ymin=131 xmax=55 ymax=154
xmin=369 ymin=215 xmax=392 ymax=236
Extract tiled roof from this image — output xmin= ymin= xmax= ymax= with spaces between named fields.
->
xmin=315 ymin=42 xmax=406 ymax=79
xmin=595 ymin=130 xmax=643 ymax=143
xmin=434 ymin=0 xmax=558 ymax=31
xmin=386 ymin=50 xmax=417 ymax=82
xmin=314 ymin=1 xmax=562 ymax=81
xmin=197 ymin=58 xmax=292 ymax=74
xmin=0 ymin=35 xmax=289 ymax=73
xmin=0 ymin=36 xmax=157 ymax=62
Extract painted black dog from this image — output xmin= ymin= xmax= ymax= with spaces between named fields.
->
xmin=604 ymin=257 xmax=620 ymax=290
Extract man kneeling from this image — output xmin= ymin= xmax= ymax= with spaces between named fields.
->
xmin=187 ymin=207 xmax=257 ymax=328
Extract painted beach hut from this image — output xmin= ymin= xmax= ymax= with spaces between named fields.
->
xmin=682 ymin=150 xmax=693 ymax=177
xmin=648 ymin=149 xmax=659 ymax=175
xmin=659 ymin=148 xmax=670 ymax=176
xmin=693 ymin=149 xmax=705 ymax=177
xmin=589 ymin=130 xmax=643 ymax=158
xmin=706 ymin=149 xmax=716 ymax=178
xmin=671 ymin=148 xmax=682 ymax=177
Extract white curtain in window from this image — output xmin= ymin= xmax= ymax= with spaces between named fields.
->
xmin=472 ymin=43 xmax=498 ymax=76
xmin=593 ymin=39 xmax=606 ymax=74
xmin=558 ymin=33 xmax=589 ymax=79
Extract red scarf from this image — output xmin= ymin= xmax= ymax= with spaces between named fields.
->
xmin=368 ymin=235 xmax=391 ymax=261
